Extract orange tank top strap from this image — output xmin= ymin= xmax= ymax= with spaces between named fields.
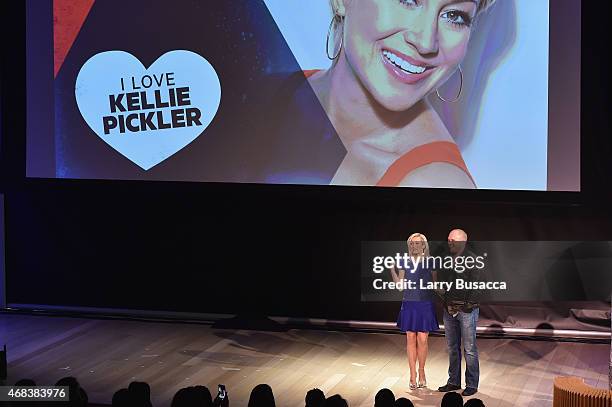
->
xmin=376 ymin=141 xmax=475 ymax=187
xmin=303 ymin=69 xmax=321 ymax=79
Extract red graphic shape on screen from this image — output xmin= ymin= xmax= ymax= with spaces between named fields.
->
xmin=54 ymin=0 xmax=95 ymax=78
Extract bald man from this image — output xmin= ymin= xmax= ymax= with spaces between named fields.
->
xmin=437 ymin=229 xmax=481 ymax=397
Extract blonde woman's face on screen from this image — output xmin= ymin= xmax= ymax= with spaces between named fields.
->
xmin=338 ymin=0 xmax=477 ymax=111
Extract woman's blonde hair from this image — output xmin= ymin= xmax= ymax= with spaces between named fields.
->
xmin=477 ymin=0 xmax=497 ymax=14
xmin=407 ymin=233 xmax=430 ymax=257
xmin=329 ymin=0 xmax=497 ymax=19
xmin=326 ymin=0 xmax=497 ymax=60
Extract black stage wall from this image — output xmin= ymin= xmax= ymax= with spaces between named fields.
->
xmin=1 ymin=1 xmax=611 ymax=330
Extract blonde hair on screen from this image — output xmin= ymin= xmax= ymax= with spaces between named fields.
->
xmin=330 ymin=0 xmax=497 ymax=18
xmin=477 ymin=0 xmax=497 ymax=14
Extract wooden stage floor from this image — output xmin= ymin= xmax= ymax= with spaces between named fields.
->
xmin=0 ymin=314 xmax=609 ymax=407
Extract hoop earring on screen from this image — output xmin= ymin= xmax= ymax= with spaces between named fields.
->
xmin=436 ymin=65 xmax=463 ymax=103
xmin=326 ymin=15 xmax=344 ymax=60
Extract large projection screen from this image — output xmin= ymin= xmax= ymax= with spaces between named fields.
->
xmin=26 ymin=0 xmax=580 ymax=191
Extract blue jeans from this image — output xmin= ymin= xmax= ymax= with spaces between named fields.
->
xmin=443 ymin=307 xmax=480 ymax=389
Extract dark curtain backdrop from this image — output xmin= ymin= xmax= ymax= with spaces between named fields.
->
xmin=2 ymin=183 xmax=611 ymax=331
xmin=1 ymin=1 xmax=611 ymax=332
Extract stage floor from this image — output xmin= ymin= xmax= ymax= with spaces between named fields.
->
xmin=0 ymin=314 xmax=609 ymax=407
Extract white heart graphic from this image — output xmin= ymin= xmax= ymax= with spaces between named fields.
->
xmin=75 ymin=50 xmax=221 ymax=170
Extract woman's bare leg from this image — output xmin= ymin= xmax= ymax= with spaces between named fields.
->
xmin=416 ymin=332 xmax=429 ymax=383
xmin=406 ymin=332 xmax=418 ymax=384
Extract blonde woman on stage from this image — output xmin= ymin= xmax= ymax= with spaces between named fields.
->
xmin=390 ymin=233 xmax=439 ymax=390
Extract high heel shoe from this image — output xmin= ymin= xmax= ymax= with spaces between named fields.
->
xmin=417 ymin=372 xmax=427 ymax=388
xmin=409 ymin=381 xmax=418 ymax=390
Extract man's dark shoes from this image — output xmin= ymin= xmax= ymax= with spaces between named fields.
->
xmin=462 ymin=387 xmax=478 ymax=396
xmin=437 ymin=384 xmax=461 ymax=392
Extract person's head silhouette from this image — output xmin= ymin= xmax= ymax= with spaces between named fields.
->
xmin=323 ymin=394 xmax=348 ymax=407
xmin=374 ymin=388 xmax=395 ymax=407
xmin=128 ymin=381 xmax=152 ymax=407
xmin=441 ymin=391 xmax=464 ymax=407
xmin=394 ymin=397 xmax=414 ymax=407
xmin=306 ymin=388 xmax=326 ymax=407
xmin=248 ymin=384 xmax=276 ymax=407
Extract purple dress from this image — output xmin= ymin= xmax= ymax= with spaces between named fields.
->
xmin=396 ymin=259 xmax=439 ymax=333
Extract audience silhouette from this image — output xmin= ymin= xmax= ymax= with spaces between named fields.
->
xmin=394 ymin=397 xmax=415 ymax=407
xmin=374 ymin=388 xmax=395 ymax=407
xmin=128 ymin=381 xmax=153 ymax=407
xmin=14 ymin=378 xmax=36 ymax=386
xmin=12 ymin=376 xmax=485 ymax=407
xmin=441 ymin=391 xmax=464 ymax=407
xmin=56 ymin=376 xmax=88 ymax=407
xmin=305 ymin=388 xmax=326 ymax=407
xmin=112 ymin=388 xmax=134 ymax=407
xmin=248 ymin=384 xmax=275 ymax=407
xmin=323 ymin=394 xmax=348 ymax=407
